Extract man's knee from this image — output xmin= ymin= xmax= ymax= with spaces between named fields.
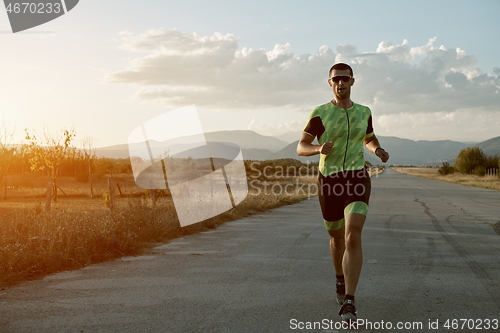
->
xmin=344 ymin=213 xmax=366 ymax=250
xmin=331 ymin=236 xmax=345 ymax=248
xmin=327 ymin=228 xmax=345 ymax=245
xmin=345 ymin=231 xmax=362 ymax=250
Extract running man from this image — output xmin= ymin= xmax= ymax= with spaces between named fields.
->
xmin=297 ymin=63 xmax=389 ymax=323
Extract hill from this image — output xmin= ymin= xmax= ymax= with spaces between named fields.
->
xmin=97 ymin=130 xmax=290 ymax=159
xmin=275 ymin=131 xmax=302 ymax=143
xmin=265 ymin=135 xmax=469 ymax=166
xmin=93 ymin=129 xmax=499 ymax=166
xmin=274 ymin=141 xmax=319 ymax=163
xmin=375 ymin=136 xmax=468 ymax=166
xmin=475 ymin=136 xmax=500 ymax=156
xmin=204 ymin=130 xmax=289 ymax=152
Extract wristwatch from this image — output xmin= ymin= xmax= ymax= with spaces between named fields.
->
xmin=375 ymin=147 xmax=385 ymax=156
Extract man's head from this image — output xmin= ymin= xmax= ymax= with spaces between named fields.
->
xmin=328 ymin=63 xmax=355 ymax=100
xmin=329 ymin=63 xmax=353 ymax=77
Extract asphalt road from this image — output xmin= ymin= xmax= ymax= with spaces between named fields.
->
xmin=1 ymin=168 xmax=499 ymax=332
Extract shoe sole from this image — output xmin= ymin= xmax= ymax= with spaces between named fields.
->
xmin=341 ymin=312 xmax=357 ymax=323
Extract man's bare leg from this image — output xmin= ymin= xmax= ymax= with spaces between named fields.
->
xmin=342 ymin=213 xmax=366 ymax=296
xmin=328 ymin=225 xmax=345 ymax=275
xmin=328 ymin=225 xmax=346 ymax=305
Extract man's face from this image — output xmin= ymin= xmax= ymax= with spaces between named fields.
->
xmin=328 ymin=69 xmax=354 ymax=100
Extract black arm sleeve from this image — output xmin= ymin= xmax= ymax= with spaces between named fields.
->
xmin=366 ymin=115 xmax=374 ymax=135
xmin=303 ymin=116 xmax=325 ymax=140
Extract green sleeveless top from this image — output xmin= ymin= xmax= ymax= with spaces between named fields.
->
xmin=303 ymin=101 xmax=374 ymax=176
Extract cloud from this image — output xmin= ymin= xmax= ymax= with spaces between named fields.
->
xmin=106 ymin=30 xmax=500 ymax=116
xmin=341 ymin=38 xmax=500 ymax=115
xmin=105 ymin=29 xmax=334 ymax=109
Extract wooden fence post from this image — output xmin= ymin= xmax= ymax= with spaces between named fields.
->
xmin=89 ymin=162 xmax=94 ymax=199
xmin=151 ymin=188 xmax=157 ymax=207
xmin=45 ymin=182 xmax=52 ymax=211
xmin=148 ymin=180 xmax=156 ymax=208
xmin=116 ymin=183 xmax=123 ymax=197
xmin=108 ymin=176 xmax=115 ymax=210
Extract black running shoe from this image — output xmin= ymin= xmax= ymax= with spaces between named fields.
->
xmin=335 ymin=281 xmax=345 ymax=305
xmin=338 ymin=299 xmax=357 ymax=323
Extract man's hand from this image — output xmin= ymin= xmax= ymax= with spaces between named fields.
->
xmin=376 ymin=148 xmax=390 ymax=163
xmin=320 ymin=142 xmax=334 ymax=155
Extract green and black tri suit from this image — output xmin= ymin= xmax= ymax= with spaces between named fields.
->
xmin=303 ymin=101 xmax=374 ymax=230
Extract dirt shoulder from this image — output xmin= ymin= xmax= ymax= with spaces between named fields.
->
xmin=392 ymin=167 xmax=500 ymax=192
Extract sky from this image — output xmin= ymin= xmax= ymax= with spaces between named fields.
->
xmin=0 ymin=0 xmax=499 ymax=148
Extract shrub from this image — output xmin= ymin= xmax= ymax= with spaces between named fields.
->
xmin=438 ymin=162 xmax=455 ymax=175
xmin=486 ymin=154 xmax=500 ymax=169
xmin=454 ymin=147 xmax=487 ymax=174
xmin=484 ymin=154 xmax=500 ymax=177
xmin=474 ymin=166 xmax=486 ymax=177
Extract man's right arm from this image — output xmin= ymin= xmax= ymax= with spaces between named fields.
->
xmin=297 ymin=133 xmax=333 ymax=156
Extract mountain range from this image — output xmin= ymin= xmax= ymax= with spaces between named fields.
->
xmin=97 ymin=130 xmax=500 ymax=166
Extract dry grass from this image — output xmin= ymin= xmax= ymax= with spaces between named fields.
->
xmin=0 ymin=172 xmax=318 ymax=289
xmin=0 ymin=164 xmax=385 ymax=289
xmin=392 ymin=167 xmax=500 ymax=191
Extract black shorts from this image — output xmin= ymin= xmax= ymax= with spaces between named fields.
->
xmin=318 ymin=168 xmax=371 ymax=230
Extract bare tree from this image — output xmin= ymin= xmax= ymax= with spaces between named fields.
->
xmin=82 ymin=136 xmax=96 ymax=198
xmin=23 ymin=128 xmax=76 ymax=202
xmin=0 ymin=121 xmax=17 ymax=199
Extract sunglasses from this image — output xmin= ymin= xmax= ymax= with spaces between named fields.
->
xmin=330 ymin=75 xmax=352 ymax=83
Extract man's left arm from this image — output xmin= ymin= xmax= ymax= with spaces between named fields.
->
xmin=365 ymin=134 xmax=389 ymax=163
